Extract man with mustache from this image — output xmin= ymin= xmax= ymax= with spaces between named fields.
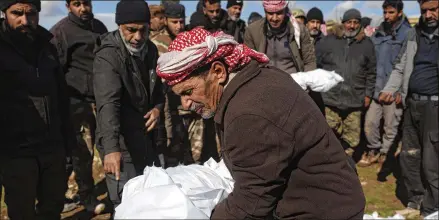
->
xmin=224 ymin=0 xmax=246 ymax=43
xmin=156 ymin=27 xmax=365 ymax=219
xmin=50 ymin=0 xmax=107 ymax=214
xmin=245 ymin=0 xmax=324 ymax=115
xmin=150 ymin=3 xmax=194 ymax=167
xmin=93 ymin=0 xmax=164 ymax=209
xmin=0 ymin=0 xmax=73 ymax=218
xmin=306 ymin=7 xmax=325 ymax=46
xmin=359 ymin=0 xmax=410 ymax=169
xmin=316 ymin=9 xmax=376 ymax=156
xmin=380 ymin=0 xmax=439 ymax=217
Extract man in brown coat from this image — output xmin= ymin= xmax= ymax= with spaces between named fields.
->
xmin=156 ymin=27 xmax=365 ymax=219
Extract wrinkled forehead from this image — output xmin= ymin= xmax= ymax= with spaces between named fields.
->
xmin=421 ymin=0 xmax=439 ymax=9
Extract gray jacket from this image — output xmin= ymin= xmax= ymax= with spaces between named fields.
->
xmin=382 ymin=20 xmax=439 ymax=107
xmin=93 ymin=31 xmax=164 ymax=165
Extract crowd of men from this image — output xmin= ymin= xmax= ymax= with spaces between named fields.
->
xmin=0 ymin=0 xmax=437 ymax=219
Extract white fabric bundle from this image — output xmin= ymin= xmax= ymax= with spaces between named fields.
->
xmin=291 ymin=69 xmax=344 ymax=92
xmin=114 ymin=158 xmax=234 ymax=219
xmin=363 ymin=212 xmax=405 ymax=219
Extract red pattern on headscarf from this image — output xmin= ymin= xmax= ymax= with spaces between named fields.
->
xmin=156 ymin=28 xmax=269 ymax=85
xmin=262 ymin=0 xmax=288 ymax=13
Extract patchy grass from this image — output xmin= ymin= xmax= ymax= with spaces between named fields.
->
xmin=358 ymin=164 xmax=405 ymax=217
xmin=1 ymin=159 xmax=416 ymax=219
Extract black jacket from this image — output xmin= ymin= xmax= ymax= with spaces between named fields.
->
xmin=0 ymin=19 xmax=72 ymax=154
xmin=204 ymin=9 xmax=246 ymax=43
xmin=317 ymin=26 xmax=376 ymax=109
xmin=93 ymin=31 xmax=165 ymax=166
xmin=50 ymin=13 xmax=107 ymax=102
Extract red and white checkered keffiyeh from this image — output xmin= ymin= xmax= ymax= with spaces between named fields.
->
xmin=156 ymin=28 xmax=270 ymax=85
xmin=263 ymin=0 xmax=288 ymax=13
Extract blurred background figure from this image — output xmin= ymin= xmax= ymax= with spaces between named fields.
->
xmin=247 ymin=11 xmax=263 ymax=25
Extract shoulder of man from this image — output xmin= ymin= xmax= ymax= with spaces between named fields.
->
xmin=150 ymin=29 xmax=172 ymax=55
xmin=49 ymin=16 xmax=69 ymax=35
xmin=92 ymin=18 xmax=109 ymax=33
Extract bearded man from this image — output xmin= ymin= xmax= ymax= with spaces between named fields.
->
xmin=156 ymin=28 xmax=366 ymax=219
xmin=380 ymin=0 xmax=439 ymax=216
xmin=0 ymin=0 xmax=72 ymax=218
xmin=93 ymin=0 xmax=164 ymax=208
xmin=317 ymin=9 xmax=377 ymax=155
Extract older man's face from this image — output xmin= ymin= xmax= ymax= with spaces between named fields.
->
xmin=171 ymin=61 xmax=228 ymax=119
xmin=265 ymin=9 xmax=286 ymax=28
xmin=228 ymin=5 xmax=242 ymax=21
xmin=5 ymin=3 xmax=39 ymax=34
xmin=343 ymin=18 xmax=361 ymax=37
xmin=119 ymin=22 xmax=149 ymax=52
xmin=421 ymin=1 xmax=439 ymax=28
xmin=307 ymin=19 xmax=321 ymax=36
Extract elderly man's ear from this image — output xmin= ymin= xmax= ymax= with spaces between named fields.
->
xmin=210 ymin=61 xmax=228 ymax=84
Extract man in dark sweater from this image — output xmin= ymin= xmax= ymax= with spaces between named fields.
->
xmin=380 ymin=0 xmax=438 ymax=217
xmin=50 ymin=0 xmax=107 ymax=215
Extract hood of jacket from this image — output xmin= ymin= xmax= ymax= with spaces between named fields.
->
xmin=333 ymin=24 xmax=366 ymax=42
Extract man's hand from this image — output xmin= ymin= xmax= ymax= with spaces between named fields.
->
xmin=144 ymin=108 xmax=160 ymax=132
xmin=379 ymin=92 xmax=395 ymax=104
xmin=395 ymin=93 xmax=402 ymax=105
xmin=364 ymin=96 xmax=371 ymax=108
xmin=104 ymin=152 xmax=121 ymax=180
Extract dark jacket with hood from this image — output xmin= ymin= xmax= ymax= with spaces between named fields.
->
xmin=371 ymin=16 xmax=411 ymax=100
xmin=50 ymin=13 xmax=108 ymax=102
xmin=211 ymin=61 xmax=365 ymax=219
xmin=93 ymin=30 xmax=164 ymax=167
xmin=0 ymin=19 xmax=72 ymax=155
xmin=317 ymin=25 xmax=377 ymax=110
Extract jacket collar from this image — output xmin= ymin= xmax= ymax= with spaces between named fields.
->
xmin=375 ymin=16 xmax=410 ymax=37
xmin=214 ymin=60 xmax=263 ymax=125
xmin=68 ymin=12 xmax=94 ymax=31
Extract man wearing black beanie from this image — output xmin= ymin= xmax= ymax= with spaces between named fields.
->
xmin=306 ymin=7 xmax=324 ymax=45
xmin=225 ymin=0 xmax=246 ymax=43
xmin=93 ymin=0 xmax=165 ymax=209
xmin=1 ymin=0 xmax=73 ymax=219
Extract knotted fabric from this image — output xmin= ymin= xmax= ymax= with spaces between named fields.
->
xmin=262 ymin=0 xmax=288 ymax=13
xmin=156 ymin=28 xmax=269 ymax=85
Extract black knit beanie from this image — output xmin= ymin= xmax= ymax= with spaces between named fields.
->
xmin=116 ymin=0 xmax=150 ymax=25
xmin=226 ymin=0 xmax=243 ymax=8
xmin=0 ymin=0 xmax=41 ymax=12
xmin=342 ymin=8 xmax=361 ymax=23
xmin=189 ymin=11 xmax=207 ymax=29
xmin=306 ymin=7 xmax=323 ymax=23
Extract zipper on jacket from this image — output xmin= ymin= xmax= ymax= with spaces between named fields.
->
xmin=36 ymin=58 xmax=51 ymax=132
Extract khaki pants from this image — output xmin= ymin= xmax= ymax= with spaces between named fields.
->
xmin=325 ymin=106 xmax=362 ymax=148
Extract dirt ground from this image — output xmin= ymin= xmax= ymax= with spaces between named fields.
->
xmin=0 ymin=153 xmax=418 ymax=220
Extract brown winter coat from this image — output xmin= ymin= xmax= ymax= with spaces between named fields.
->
xmin=244 ymin=19 xmax=316 ymax=72
xmin=211 ymin=61 xmax=365 ymax=219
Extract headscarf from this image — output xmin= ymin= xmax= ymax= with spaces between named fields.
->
xmin=262 ymin=0 xmax=288 ymax=13
xmin=156 ymin=28 xmax=269 ymax=85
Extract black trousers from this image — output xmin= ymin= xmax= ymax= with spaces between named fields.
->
xmin=67 ymin=99 xmax=96 ymax=203
xmin=1 ymin=144 xmax=66 ymax=220
xmin=400 ymin=97 xmax=438 ymax=215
